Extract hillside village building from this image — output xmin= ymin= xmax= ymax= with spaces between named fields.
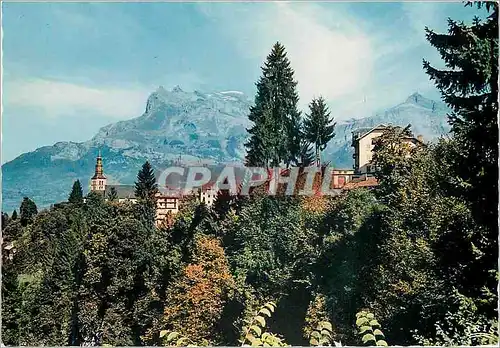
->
xmin=89 ymin=156 xmax=186 ymax=226
xmin=199 ymin=183 xmax=218 ymax=206
xmin=90 ymin=151 xmax=107 ymax=192
xmin=351 ymin=125 xmax=423 ymax=178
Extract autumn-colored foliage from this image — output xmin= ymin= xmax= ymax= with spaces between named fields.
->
xmin=162 ymin=236 xmax=235 ymax=344
xmin=296 ymin=169 xmax=329 ymax=213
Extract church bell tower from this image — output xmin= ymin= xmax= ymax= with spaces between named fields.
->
xmin=90 ymin=150 xmax=107 ymax=192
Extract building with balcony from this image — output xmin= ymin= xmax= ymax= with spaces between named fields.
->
xmin=351 ymin=124 xmax=423 ymax=178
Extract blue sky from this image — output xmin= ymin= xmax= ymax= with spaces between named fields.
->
xmin=1 ymin=1 xmax=487 ymax=163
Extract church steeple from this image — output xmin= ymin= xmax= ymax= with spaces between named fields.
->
xmin=90 ymin=150 xmax=107 ymax=192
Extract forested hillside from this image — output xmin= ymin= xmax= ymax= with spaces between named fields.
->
xmin=1 ymin=2 xmax=498 ymax=346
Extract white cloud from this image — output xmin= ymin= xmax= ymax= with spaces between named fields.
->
xmin=4 ymin=78 xmax=150 ymax=119
xmin=199 ymin=2 xmax=374 ymax=110
xmin=402 ymin=2 xmax=449 ymax=40
xmin=198 ymin=2 xmax=449 ymax=120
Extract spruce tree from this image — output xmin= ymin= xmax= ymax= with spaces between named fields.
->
xmin=286 ymin=112 xmax=303 ymax=167
xmin=135 ymin=161 xmax=158 ymax=200
xmin=296 ymin=139 xmax=315 ymax=167
xmin=11 ymin=210 xmax=17 ymax=220
xmin=1 ymin=212 xmax=8 ymax=231
xmin=68 ymin=180 xmax=84 ymax=204
xmin=134 ymin=161 xmax=158 ymax=228
xmin=19 ymin=197 xmax=38 ymax=227
xmin=303 ymin=96 xmax=336 ymax=166
xmin=245 ymin=42 xmax=302 ymax=167
xmin=107 ymin=187 xmax=118 ymax=201
xmin=423 ymin=1 xmax=498 ymax=308
xmin=212 ymin=189 xmax=233 ymax=219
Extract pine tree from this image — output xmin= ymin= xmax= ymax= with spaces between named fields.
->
xmin=11 ymin=209 xmax=17 ymax=220
xmin=107 ymin=187 xmax=118 ymax=201
xmin=296 ymin=139 xmax=315 ymax=167
xmin=19 ymin=197 xmax=38 ymax=227
xmin=212 ymin=189 xmax=233 ymax=219
xmin=135 ymin=161 xmax=158 ymax=228
xmin=1 ymin=212 xmax=8 ymax=230
xmin=303 ymin=97 xmax=336 ymax=166
xmin=286 ymin=109 xmax=303 ymax=168
xmin=68 ymin=180 xmax=84 ymax=204
xmin=245 ymin=42 xmax=302 ymax=167
xmin=423 ymin=0 xmax=498 ymax=313
xmin=135 ymin=161 xmax=158 ymax=200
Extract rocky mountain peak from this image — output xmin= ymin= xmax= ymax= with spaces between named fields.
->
xmin=403 ymin=91 xmax=447 ymax=113
xmin=2 ymin=89 xmax=450 ymax=213
xmin=406 ymin=92 xmax=424 ymax=103
xmin=172 ymin=85 xmax=183 ymax=93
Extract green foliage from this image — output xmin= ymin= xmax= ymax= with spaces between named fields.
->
xmin=12 ymin=209 xmax=18 ymax=220
xmin=303 ymin=96 xmax=336 ymax=166
xmin=355 ymin=311 xmax=387 ymax=346
xmin=134 ymin=160 xmax=158 ymax=200
xmin=303 ymin=294 xmax=337 ymax=346
xmin=317 ymin=189 xmax=383 ymax=342
xmin=241 ymin=301 xmax=288 ymax=347
xmin=303 ymin=293 xmax=343 ymax=346
xmin=371 ymin=124 xmax=423 ymax=203
xmin=414 ymin=288 xmax=499 ymax=346
xmin=2 ymin=190 xmax=183 ymax=346
xmin=367 ymin=115 xmax=498 ymax=343
xmin=19 ymin=197 xmax=38 ymax=227
xmin=159 ymin=330 xmax=208 ymax=347
xmin=226 ymin=195 xmax=316 ymax=299
xmin=1 ymin=204 xmax=86 ymax=345
xmin=423 ymin=0 xmax=498 ymax=306
xmin=107 ymin=186 xmax=118 ymax=201
xmin=244 ymin=42 xmax=302 ymax=167
xmin=3 ymin=5 xmax=498 ymax=347
xmin=68 ymin=180 xmax=84 ymax=204
xmin=296 ymin=139 xmax=315 ymax=167
xmin=308 ymin=321 xmax=335 ymax=347
xmin=134 ymin=161 xmax=158 ymax=228
xmin=211 ymin=189 xmax=235 ymax=221
xmin=78 ymin=198 xmax=172 ymax=345
xmin=1 ymin=211 xmax=8 ymax=229
xmin=2 ymin=214 xmax=21 ymax=241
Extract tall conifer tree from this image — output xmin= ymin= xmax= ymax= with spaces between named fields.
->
xmin=19 ymin=197 xmax=37 ymax=227
xmin=303 ymin=97 xmax=336 ymax=166
xmin=135 ymin=161 xmax=158 ymax=200
xmin=68 ymin=180 xmax=84 ymax=204
xmin=107 ymin=187 xmax=118 ymax=201
xmin=296 ymin=139 xmax=315 ymax=167
xmin=245 ymin=42 xmax=302 ymax=167
xmin=135 ymin=161 xmax=158 ymax=227
xmin=423 ymin=0 xmax=498 ymax=304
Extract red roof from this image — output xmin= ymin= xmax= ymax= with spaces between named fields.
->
xmin=343 ymin=177 xmax=378 ymax=190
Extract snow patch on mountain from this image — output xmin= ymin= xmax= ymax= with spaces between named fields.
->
xmin=2 ymin=87 xmax=450 ymax=213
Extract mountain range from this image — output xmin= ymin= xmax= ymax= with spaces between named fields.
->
xmin=1 ymin=86 xmax=451 ymax=213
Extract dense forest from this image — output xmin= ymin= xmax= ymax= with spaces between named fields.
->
xmin=1 ymin=2 xmax=498 ymax=346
